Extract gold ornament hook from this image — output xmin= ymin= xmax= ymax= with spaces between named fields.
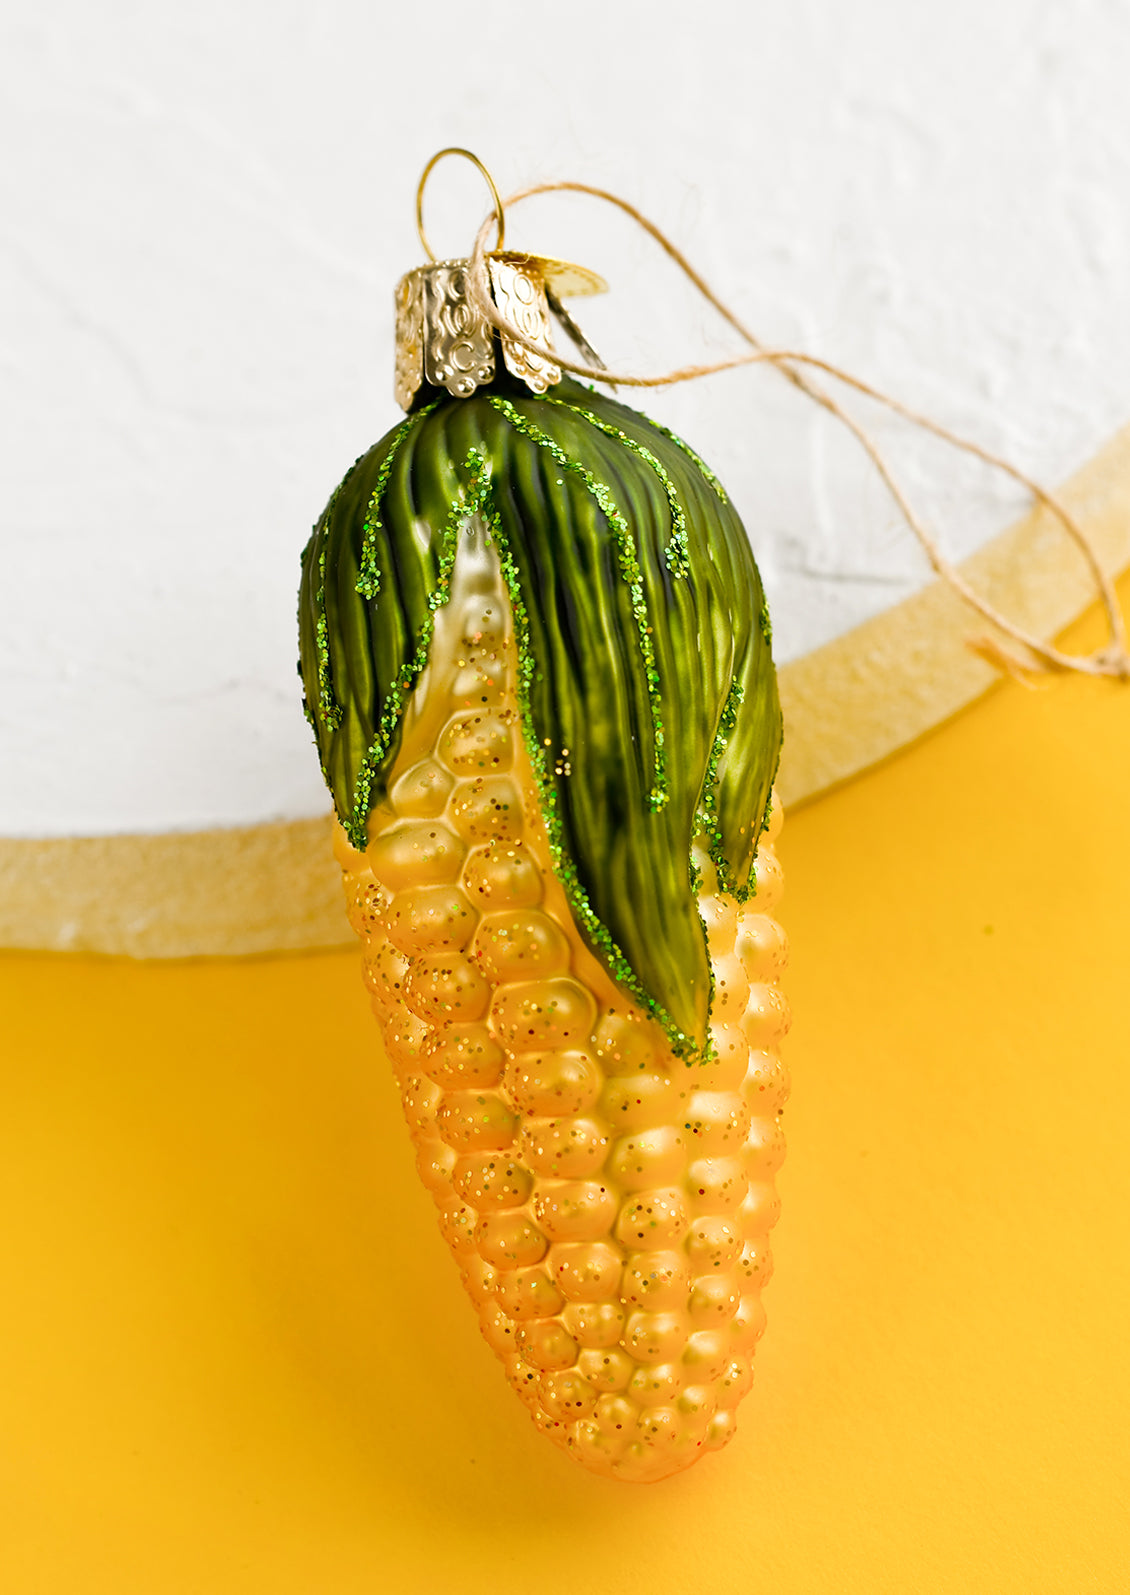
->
xmin=416 ymin=148 xmax=505 ymax=264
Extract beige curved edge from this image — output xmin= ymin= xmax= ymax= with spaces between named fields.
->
xmin=0 ymin=816 xmax=347 ymax=958
xmin=4 ymin=425 xmax=1129 ymax=958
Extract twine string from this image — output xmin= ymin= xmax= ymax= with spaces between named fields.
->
xmin=464 ymin=180 xmax=1129 ymax=682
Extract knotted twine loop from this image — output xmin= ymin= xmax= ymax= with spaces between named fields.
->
xmin=464 ymin=180 xmax=1130 ymax=684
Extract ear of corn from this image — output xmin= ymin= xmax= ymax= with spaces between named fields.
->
xmin=300 ymin=377 xmax=787 ymax=1481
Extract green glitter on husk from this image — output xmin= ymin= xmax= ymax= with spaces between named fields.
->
xmin=356 ymin=406 xmax=436 ymax=601
xmin=697 ymin=680 xmax=755 ymax=901
xmin=314 ymin=524 xmax=344 ymax=732
xmin=545 ymin=396 xmax=691 ymax=579
xmin=489 ymin=394 xmax=669 ymax=812
xmin=649 ymin=418 xmax=729 ymax=504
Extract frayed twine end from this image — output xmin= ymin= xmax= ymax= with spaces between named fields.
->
xmin=966 ymin=635 xmax=1051 ymax=687
xmin=966 ymin=634 xmax=1130 ymax=685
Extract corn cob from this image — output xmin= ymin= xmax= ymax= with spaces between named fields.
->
xmin=299 ymin=368 xmax=785 ymax=1482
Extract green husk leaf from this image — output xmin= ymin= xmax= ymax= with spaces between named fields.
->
xmin=298 ymin=377 xmax=782 ymax=1056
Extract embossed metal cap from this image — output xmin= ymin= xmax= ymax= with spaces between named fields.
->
xmin=395 ymin=150 xmax=606 ymax=411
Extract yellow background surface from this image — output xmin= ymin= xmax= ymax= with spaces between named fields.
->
xmin=3 ymin=591 xmax=1129 ymax=1593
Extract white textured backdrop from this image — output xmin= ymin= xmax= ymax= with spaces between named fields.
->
xmin=3 ymin=0 xmax=1129 ymax=835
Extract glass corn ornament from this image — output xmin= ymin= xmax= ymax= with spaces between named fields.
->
xmin=297 ymin=155 xmax=786 ymax=1482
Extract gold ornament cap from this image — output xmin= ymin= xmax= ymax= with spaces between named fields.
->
xmin=395 ymin=150 xmax=606 ymax=411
